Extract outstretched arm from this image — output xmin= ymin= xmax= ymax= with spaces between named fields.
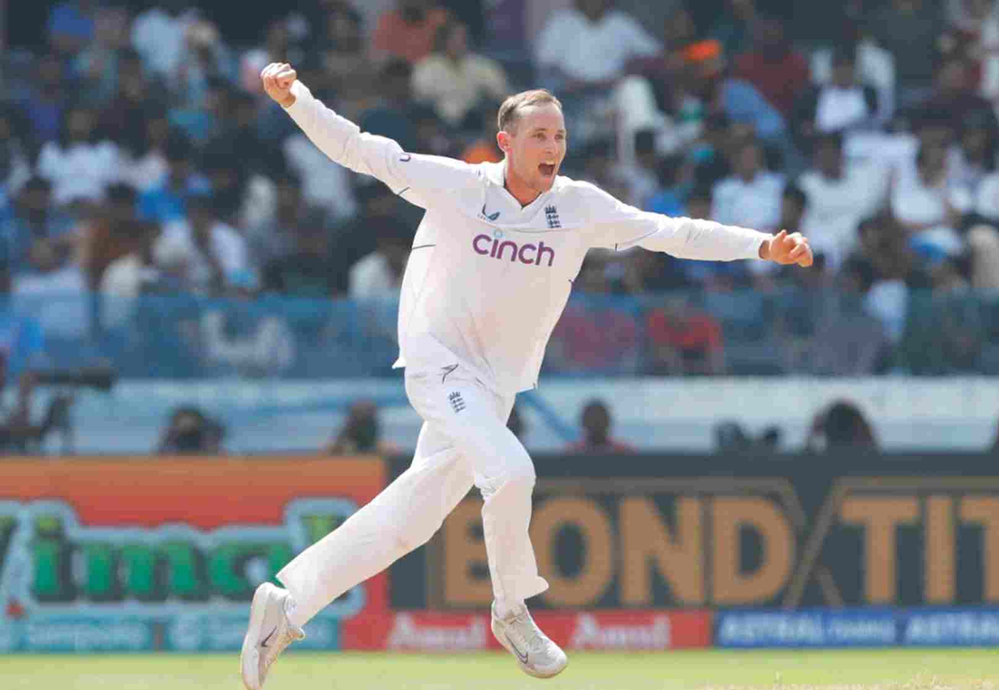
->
xmin=582 ymin=182 xmax=812 ymax=267
xmin=261 ymin=62 xmax=478 ymax=208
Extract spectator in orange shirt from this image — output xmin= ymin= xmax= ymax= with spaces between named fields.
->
xmin=372 ymin=0 xmax=450 ymax=65
xmin=565 ymin=399 xmax=635 ymax=454
xmin=644 ymin=296 xmax=725 ymax=376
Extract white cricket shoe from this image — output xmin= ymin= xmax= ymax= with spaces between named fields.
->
xmin=240 ymin=583 xmax=305 ymax=690
xmin=491 ymin=602 xmax=568 ymax=679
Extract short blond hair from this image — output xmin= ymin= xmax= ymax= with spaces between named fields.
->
xmin=497 ymin=89 xmax=563 ymax=134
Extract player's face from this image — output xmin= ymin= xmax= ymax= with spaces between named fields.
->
xmin=502 ymin=104 xmax=567 ymax=195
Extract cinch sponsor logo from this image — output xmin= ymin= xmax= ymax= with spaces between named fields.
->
xmin=473 ymin=234 xmax=555 ymax=267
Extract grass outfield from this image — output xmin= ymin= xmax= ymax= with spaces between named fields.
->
xmin=2 ymin=649 xmax=998 ymax=690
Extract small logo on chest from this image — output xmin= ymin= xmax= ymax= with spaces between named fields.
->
xmin=448 ymin=391 xmax=466 ymax=414
xmin=545 ymin=205 xmax=561 ymax=229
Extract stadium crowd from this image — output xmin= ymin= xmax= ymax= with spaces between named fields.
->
xmin=3 ymin=0 xmax=999 ymax=384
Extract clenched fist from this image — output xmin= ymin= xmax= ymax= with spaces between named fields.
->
xmin=261 ymin=63 xmax=298 ymax=108
xmin=760 ymin=229 xmax=813 ymax=267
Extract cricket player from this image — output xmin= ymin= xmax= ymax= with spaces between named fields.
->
xmin=241 ymin=62 xmax=812 ymax=689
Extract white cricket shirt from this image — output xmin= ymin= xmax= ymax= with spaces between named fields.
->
xmin=285 ymin=82 xmax=770 ymax=393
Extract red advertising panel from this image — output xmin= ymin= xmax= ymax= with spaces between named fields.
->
xmin=341 ymin=610 xmax=712 ymax=651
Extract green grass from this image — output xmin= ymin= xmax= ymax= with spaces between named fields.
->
xmin=3 ymin=649 xmax=998 ymax=690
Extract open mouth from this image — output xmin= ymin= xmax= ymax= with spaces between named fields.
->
xmin=539 ymin=163 xmax=556 ymax=177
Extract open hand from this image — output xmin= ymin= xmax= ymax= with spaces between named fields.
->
xmin=261 ymin=62 xmax=298 ymax=108
xmin=762 ymin=229 xmax=813 ymax=267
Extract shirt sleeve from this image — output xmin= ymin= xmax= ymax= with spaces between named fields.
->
xmin=581 ymin=182 xmax=769 ymax=261
xmin=282 ymin=81 xmax=480 ymax=209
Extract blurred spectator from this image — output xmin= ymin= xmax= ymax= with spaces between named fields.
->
xmin=711 ymin=139 xmax=784 ymax=231
xmin=714 ymin=420 xmax=782 ymax=452
xmin=118 ymin=109 xmax=172 ymax=193
xmin=547 ymin=258 xmax=640 ymax=374
xmin=131 ymin=0 xmax=196 ymax=79
xmin=708 ymin=0 xmax=756 ymax=56
xmin=349 ymin=226 xmax=410 ymax=301
xmin=97 ymin=49 xmax=168 ymax=162
xmin=811 ymin=19 xmax=896 ymax=124
xmin=965 ymin=222 xmax=999 ymax=288
xmin=0 ymin=281 xmax=70 ymax=453
xmin=373 ymin=0 xmax=450 ymax=65
xmin=793 ymin=48 xmax=879 ymax=144
xmin=310 ymin=4 xmax=379 ymax=121
xmin=806 ymin=400 xmax=877 ymax=451
xmin=360 ymin=60 xmax=422 ymax=153
xmin=535 ymin=0 xmax=661 ymax=91
xmin=157 ymin=405 xmax=225 ymax=455
xmin=169 ymin=19 xmax=236 ymax=109
xmin=12 ymin=231 xmax=88 ymax=340
xmin=72 ymin=5 xmax=132 ymax=107
xmin=47 ymin=0 xmax=98 ymax=58
xmin=333 ymin=183 xmax=418 ymax=281
xmin=801 ymin=256 xmax=891 ymax=375
xmin=616 ymin=129 xmax=661 ymax=208
xmin=263 ymin=209 xmax=342 ymax=298
xmin=199 ymin=270 xmax=295 ymax=377
xmin=37 ymin=102 xmax=121 ymax=210
xmin=79 ymin=183 xmax=143 ymax=290
xmin=138 ymin=131 xmax=210 ymax=224
xmin=100 ymin=220 xmax=165 ymax=320
xmin=153 ymin=190 xmax=249 ymax=294
xmin=19 ymin=53 xmax=69 ymax=147
xmin=949 ymin=110 xmax=998 ymax=196
xmin=798 ymin=132 xmax=890 ymax=269
xmin=854 ymin=215 xmax=933 ymax=344
xmin=870 ymin=0 xmax=944 ymax=108
xmin=904 ymin=57 xmax=999 ymax=136
xmin=325 ymin=400 xmax=400 ymax=455
xmin=0 ymin=107 xmax=32 ymax=203
xmin=249 ymin=168 xmax=315 ymax=268
xmin=565 ymin=399 xmax=635 ymax=453
xmin=199 ymin=138 xmax=254 ymax=227
xmin=952 ymin=0 xmax=999 ymax=101
xmin=460 ymin=103 xmax=503 ymax=164
xmin=644 ymin=295 xmax=725 ymax=376
xmin=890 ymin=141 xmax=970 ymax=256
xmin=579 ymin=138 xmax=632 ymax=203
xmin=0 ymin=177 xmax=76 ymax=276
xmin=732 ymin=11 xmax=809 ymax=120
xmin=412 ymin=20 xmax=509 ymax=131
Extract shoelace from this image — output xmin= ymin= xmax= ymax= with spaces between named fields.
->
xmin=507 ymin=611 xmax=552 ymax=656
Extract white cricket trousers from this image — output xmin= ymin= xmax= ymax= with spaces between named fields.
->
xmin=277 ymin=365 xmax=549 ymax=624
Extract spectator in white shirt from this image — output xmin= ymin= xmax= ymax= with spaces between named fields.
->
xmin=811 ymin=20 xmax=896 ymax=124
xmin=36 ymin=103 xmax=120 ymax=209
xmin=13 ymin=234 xmax=88 ymax=340
xmin=349 ymin=225 xmax=409 ymax=302
xmin=794 ymin=48 xmax=879 ymax=145
xmin=412 ymin=20 xmax=509 ymax=131
xmin=154 ymin=190 xmax=249 ymax=294
xmin=891 ymin=141 xmax=972 ymax=256
xmin=534 ymin=0 xmax=661 ymax=90
xmin=949 ymin=109 xmax=997 ymax=196
xmin=131 ymin=0 xmax=196 ymax=79
xmin=711 ymin=139 xmax=784 ymax=232
xmin=799 ymin=132 xmax=889 ymax=269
